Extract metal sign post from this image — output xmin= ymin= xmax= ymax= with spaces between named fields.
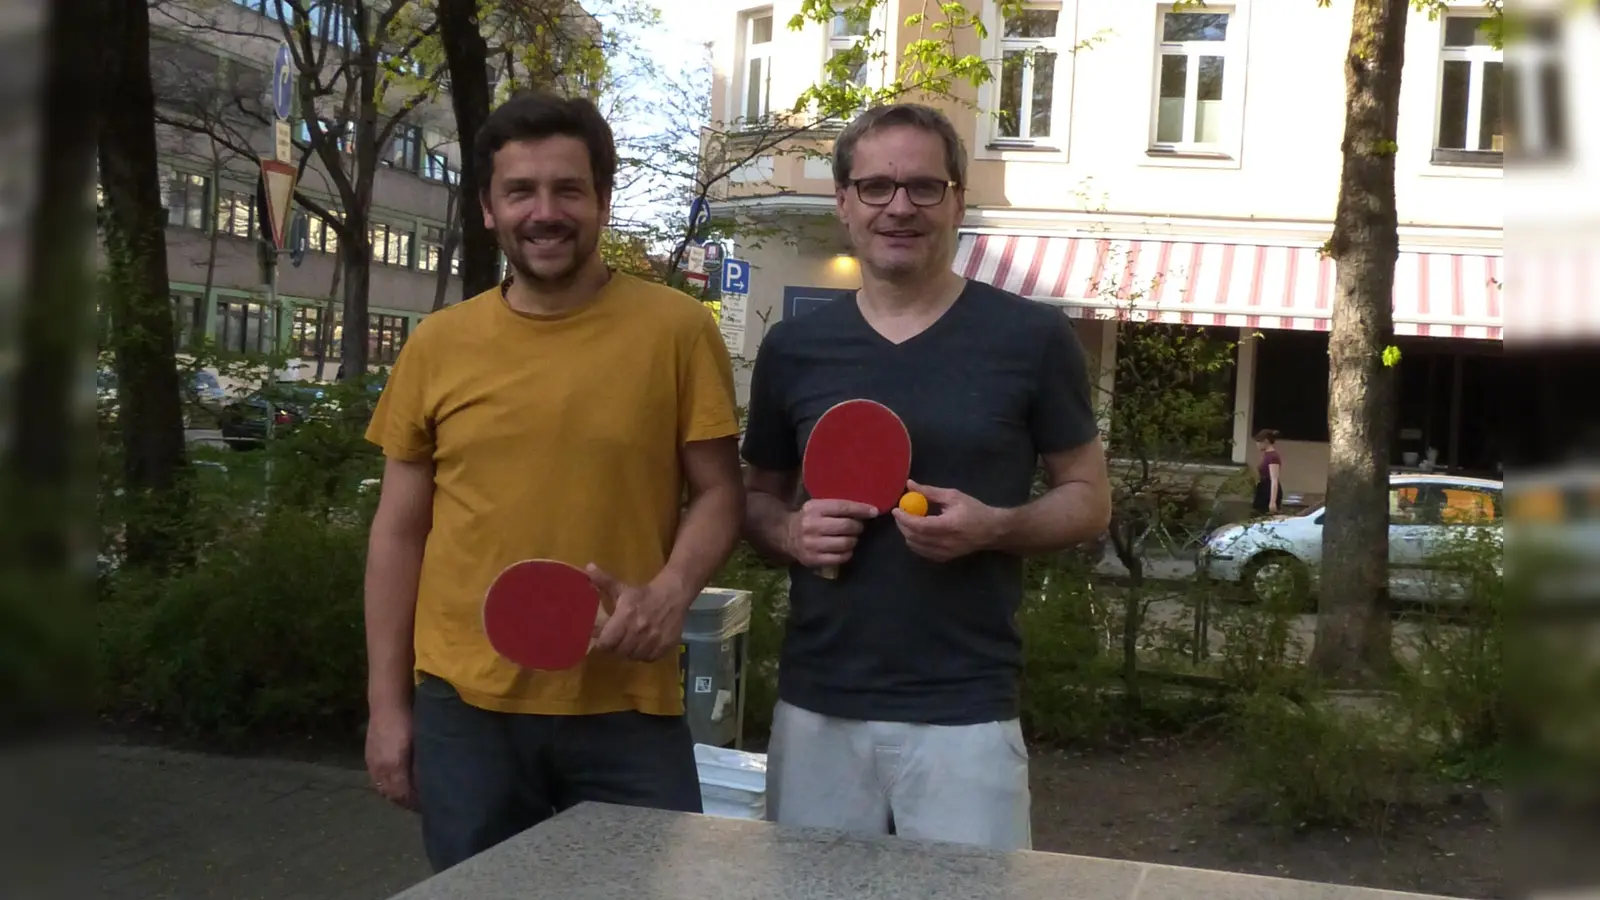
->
xmin=256 ymin=155 xmax=297 ymax=496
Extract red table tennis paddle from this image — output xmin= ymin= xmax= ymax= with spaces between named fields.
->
xmin=482 ymin=559 xmax=611 ymax=671
xmin=802 ymin=399 xmax=913 ymax=580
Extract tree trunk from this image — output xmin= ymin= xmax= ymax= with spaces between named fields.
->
xmin=99 ymin=0 xmax=190 ymax=568
xmin=1309 ymin=0 xmax=1406 ymax=684
xmin=338 ymin=231 xmax=372 ymax=380
xmin=433 ymin=184 xmax=460 ymax=311
xmin=339 ymin=80 xmax=379 ymax=382
xmin=438 ymin=0 xmax=499 ymax=299
xmin=4 ymin=0 xmax=99 ymax=734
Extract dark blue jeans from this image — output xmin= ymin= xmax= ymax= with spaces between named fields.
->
xmin=411 ymin=673 xmax=703 ymax=872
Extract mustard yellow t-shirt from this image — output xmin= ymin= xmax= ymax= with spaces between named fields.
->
xmin=364 ymin=273 xmax=740 ymax=716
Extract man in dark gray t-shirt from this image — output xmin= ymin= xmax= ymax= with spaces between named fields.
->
xmin=740 ymin=103 xmax=1112 ymax=851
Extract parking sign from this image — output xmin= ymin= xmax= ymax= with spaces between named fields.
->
xmin=721 ymin=258 xmax=750 ymax=295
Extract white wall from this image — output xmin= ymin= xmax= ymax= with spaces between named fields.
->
xmin=711 ymin=0 xmax=1505 ymax=234
xmin=968 ymin=0 xmax=1499 ymax=230
xmin=725 ymin=219 xmax=862 ymax=405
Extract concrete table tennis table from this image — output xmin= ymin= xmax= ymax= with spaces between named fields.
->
xmin=385 ymin=802 xmax=1461 ymax=900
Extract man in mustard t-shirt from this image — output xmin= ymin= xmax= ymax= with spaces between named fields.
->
xmin=361 ymin=91 xmax=744 ymax=872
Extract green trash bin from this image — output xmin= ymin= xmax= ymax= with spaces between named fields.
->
xmin=677 ymin=588 xmax=752 ymax=749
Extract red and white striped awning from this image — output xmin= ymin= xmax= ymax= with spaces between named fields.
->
xmin=952 ymin=233 xmax=1503 ymax=340
xmin=1503 ymin=243 xmax=1598 ymax=344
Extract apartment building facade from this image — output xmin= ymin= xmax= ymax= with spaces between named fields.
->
xmin=706 ymin=0 xmax=1529 ymax=496
xmin=121 ymin=0 xmax=468 ymax=383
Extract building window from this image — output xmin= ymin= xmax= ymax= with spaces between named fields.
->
xmin=297 ymin=118 xmax=354 ymax=153
xmin=228 ymin=0 xmax=289 ymax=22
xmin=171 ymin=293 xmax=205 ymax=349
xmin=302 ymin=1 xmax=353 ymax=48
xmin=423 ymin=150 xmax=457 ymax=183
xmin=1502 ymin=15 xmax=1562 ymax=163
xmin=996 ymin=3 xmax=1066 ymax=143
xmin=162 ymin=171 xmax=210 ymax=230
xmin=214 ymin=298 xmax=274 ymax=355
xmin=826 ymin=7 xmax=870 ymax=88
xmin=1434 ymin=13 xmax=1503 ymax=166
xmin=1151 ymin=7 xmax=1237 ymax=154
xmin=291 ymin=305 xmax=341 ymax=359
xmin=370 ymin=222 xmax=413 ymax=268
xmin=369 ymin=314 xmax=409 ymax=366
xmin=215 ymin=187 xmax=257 ymax=239
xmin=418 ymin=225 xmax=447 ymax=273
xmin=304 ymin=205 xmax=341 ymax=256
xmin=739 ymin=10 xmax=774 ymax=123
xmin=388 ymin=124 xmax=422 ymax=172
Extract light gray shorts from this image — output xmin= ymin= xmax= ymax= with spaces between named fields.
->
xmin=765 ymin=699 xmax=1032 ymax=851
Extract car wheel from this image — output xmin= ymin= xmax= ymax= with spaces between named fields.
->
xmin=1240 ymin=552 xmax=1313 ymax=610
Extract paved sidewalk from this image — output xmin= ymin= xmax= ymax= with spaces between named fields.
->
xmin=96 ymin=744 xmax=430 ymax=900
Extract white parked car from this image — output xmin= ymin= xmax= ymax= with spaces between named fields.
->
xmin=1198 ymin=473 xmax=1503 ymax=605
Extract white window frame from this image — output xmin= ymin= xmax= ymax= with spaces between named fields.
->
xmin=1430 ymin=11 xmax=1504 ymax=166
xmin=976 ymin=0 xmax=1077 ymax=161
xmin=820 ymin=2 xmax=887 ymax=95
xmin=1502 ymin=14 xmax=1567 ymax=165
xmin=736 ymin=8 xmax=775 ymax=126
xmin=1144 ymin=3 xmax=1248 ymax=168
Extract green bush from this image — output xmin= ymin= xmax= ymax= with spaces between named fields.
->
xmin=99 ymin=507 xmax=370 ymax=745
xmin=1396 ymin=527 xmax=1509 ymax=783
xmin=1227 ymin=688 xmax=1431 ymax=830
xmin=1017 ymin=555 xmax=1125 ymax=742
xmin=1018 ymin=556 xmax=1227 ymax=744
xmin=1208 ymin=578 xmax=1308 ymax=694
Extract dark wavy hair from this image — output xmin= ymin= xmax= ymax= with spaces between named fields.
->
xmin=473 ymin=90 xmax=617 ymax=200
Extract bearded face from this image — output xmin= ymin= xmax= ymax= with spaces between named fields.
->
xmin=480 ymin=135 xmax=609 ymax=290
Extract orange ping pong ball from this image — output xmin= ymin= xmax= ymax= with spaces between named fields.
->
xmin=898 ymin=491 xmax=929 ymax=517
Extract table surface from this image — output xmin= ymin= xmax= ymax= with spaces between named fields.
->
xmin=386 ymin=802 xmax=1458 ymax=900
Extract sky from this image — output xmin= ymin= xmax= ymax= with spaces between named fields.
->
xmin=634 ymin=2 xmax=707 ymax=66
xmin=604 ymin=1 xmax=714 ymax=233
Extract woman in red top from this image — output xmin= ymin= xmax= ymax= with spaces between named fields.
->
xmin=1253 ymin=429 xmax=1284 ymax=514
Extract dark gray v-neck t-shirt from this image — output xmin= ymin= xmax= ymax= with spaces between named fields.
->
xmin=739 ymin=279 xmax=1100 ymax=726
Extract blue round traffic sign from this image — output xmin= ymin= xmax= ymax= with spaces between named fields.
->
xmin=688 ymin=197 xmax=711 ymax=233
xmin=272 ymin=44 xmax=294 ymax=120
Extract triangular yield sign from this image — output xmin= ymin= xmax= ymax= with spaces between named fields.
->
xmin=259 ymin=159 xmax=298 ymax=250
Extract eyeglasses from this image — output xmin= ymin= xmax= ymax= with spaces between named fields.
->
xmin=847 ymin=176 xmax=959 ymax=207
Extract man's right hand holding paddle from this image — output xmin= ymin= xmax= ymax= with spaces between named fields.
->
xmin=782 ymin=499 xmax=879 ymax=570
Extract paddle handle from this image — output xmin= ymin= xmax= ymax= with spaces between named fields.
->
xmin=817 ymin=564 xmax=840 ymax=580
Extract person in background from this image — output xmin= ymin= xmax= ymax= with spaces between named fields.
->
xmin=739 ymin=102 xmax=1112 ymax=852
xmin=361 ymin=91 xmax=743 ymax=873
xmin=1253 ymin=428 xmax=1284 ymax=514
